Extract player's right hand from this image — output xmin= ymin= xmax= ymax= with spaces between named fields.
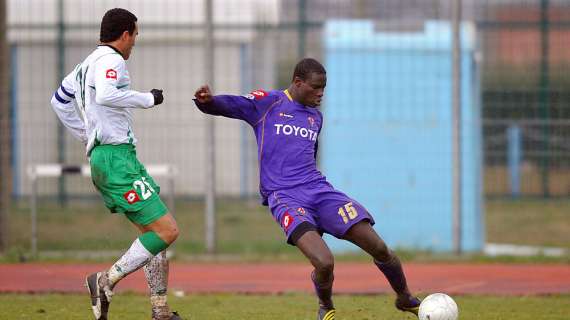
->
xmin=151 ymin=88 xmax=164 ymax=105
xmin=194 ymin=85 xmax=213 ymax=104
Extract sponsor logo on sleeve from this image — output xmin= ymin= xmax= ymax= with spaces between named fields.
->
xmin=106 ymin=69 xmax=118 ymax=79
xmin=297 ymin=207 xmax=306 ymax=215
xmin=281 ymin=212 xmax=294 ymax=231
xmin=250 ymin=89 xmax=268 ymax=100
xmin=123 ymin=189 xmax=140 ymax=204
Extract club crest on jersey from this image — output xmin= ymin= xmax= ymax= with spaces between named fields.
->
xmin=308 ymin=116 xmax=316 ymax=129
xmin=281 ymin=212 xmax=294 ymax=231
xmin=123 ymin=189 xmax=140 ymax=204
xmin=297 ymin=207 xmax=306 ymax=215
xmin=106 ymin=69 xmax=118 ymax=79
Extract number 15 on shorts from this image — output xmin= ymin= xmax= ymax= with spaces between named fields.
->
xmin=338 ymin=202 xmax=358 ymax=224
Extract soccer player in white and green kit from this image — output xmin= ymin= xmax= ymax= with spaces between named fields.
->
xmin=50 ymin=8 xmax=182 ymax=320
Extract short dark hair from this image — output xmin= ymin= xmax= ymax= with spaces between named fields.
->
xmin=292 ymin=58 xmax=326 ymax=81
xmin=100 ymin=8 xmax=138 ymax=43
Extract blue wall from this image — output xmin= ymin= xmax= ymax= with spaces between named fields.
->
xmin=321 ymin=21 xmax=484 ymax=252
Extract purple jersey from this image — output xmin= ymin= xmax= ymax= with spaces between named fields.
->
xmin=195 ymin=89 xmax=326 ymax=204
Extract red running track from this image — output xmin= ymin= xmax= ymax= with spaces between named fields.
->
xmin=1 ymin=262 xmax=569 ymax=295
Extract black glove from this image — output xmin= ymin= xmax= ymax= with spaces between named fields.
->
xmin=151 ymin=89 xmax=164 ymax=105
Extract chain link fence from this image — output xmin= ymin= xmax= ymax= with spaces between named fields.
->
xmin=2 ymin=0 xmax=569 ymax=254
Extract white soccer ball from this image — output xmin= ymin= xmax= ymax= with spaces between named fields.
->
xmin=418 ymin=293 xmax=459 ymax=320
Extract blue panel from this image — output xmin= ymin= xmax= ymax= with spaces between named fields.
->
xmin=321 ymin=20 xmax=483 ymax=252
xmin=508 ymin=125 xmax=522 ymax=197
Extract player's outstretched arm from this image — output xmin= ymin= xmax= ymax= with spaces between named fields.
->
xmin=192 ymin=85 xmax=273 ymax=126
xmin=94 ymin=55 xmax=158 ymax=109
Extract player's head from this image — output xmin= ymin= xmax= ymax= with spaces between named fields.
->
xmin=290 ymin=58 xmax=327 ymax=107
xmin=99 ymin=8 xmax=139 ymax=60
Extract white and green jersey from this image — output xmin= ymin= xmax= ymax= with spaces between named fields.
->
xmin=50 ymin=45 xmax=155 ymax=155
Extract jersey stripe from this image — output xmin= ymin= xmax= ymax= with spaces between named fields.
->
xmin=54 ymin=91 xmax=71 ymax=104
xmin=60 ymin=85 xmax=75 ymax=98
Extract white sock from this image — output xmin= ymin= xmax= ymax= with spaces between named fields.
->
xmin=144 ymin=250 xmax=169 ymax=297
xmin=107 ymin=238 xmax=154 ymax=287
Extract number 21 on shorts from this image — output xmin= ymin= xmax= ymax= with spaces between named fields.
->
xmin=133 ymin=177 xmax=155 ymax=200
xmin=338 ymin=202 xmax=358 ymax=224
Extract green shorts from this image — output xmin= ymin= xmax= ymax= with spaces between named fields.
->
xmin=89 ymin=144 xmax=168 ymax=226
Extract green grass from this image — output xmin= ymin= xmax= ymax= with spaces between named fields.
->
xmin=0 ymin=293 xmax=569 ymax=320
xmin=486 ymin=199 xmax=570 ymax=248
xmin=6 ymin=199 xmax=298 ymax=256
xmin=3 ymin=198 xmax=569 ymax=263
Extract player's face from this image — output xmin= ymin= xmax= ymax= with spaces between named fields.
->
xmin=296 ymin=72 xmax=326 ymax=107
xmin=123 ymin=23 xmax=139 ymax=60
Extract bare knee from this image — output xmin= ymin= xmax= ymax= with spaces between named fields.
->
xmin=163 ymin=224 xmax=179 ymax=244
xmin=344 ymin=221 xmax=391 ymax=261
xmin=313 ymin=252 xmax=335 ymax=275
xmin=155 ymin=218 xmax=179 ymax=245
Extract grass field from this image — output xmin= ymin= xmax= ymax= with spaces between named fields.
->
xmin=2 ymin=198 xmax=570 ymax=262
xmin=6 ymin=199 xmax=297 ymax=258
xmin=485 ymin=199 xmax=570 ymax=248
xmin=1 ymin=199 xmax=569 ymax=320
xmin=0 ymin=293 xmax=569 ymax=320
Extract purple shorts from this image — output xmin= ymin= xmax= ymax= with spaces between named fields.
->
xmin=268 ymin=179 xmax=375 ymax=245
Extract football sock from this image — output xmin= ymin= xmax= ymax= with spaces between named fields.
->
xmin=139 ymin=231 xmax=169 ymax=255
xmin=311 ymin=270 xmax=334 ymax=310
xmin=374 ymin=255 xmax=411 ymax=297
xmin=144 ymin=250 xmax=169 ymax=296
xmin=107 ymin=237 xmax=156 ymax=287
xmin=144 ymin=250 xmax=170 ymax=312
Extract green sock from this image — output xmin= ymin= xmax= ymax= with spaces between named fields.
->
xmin=139 ymin=231 xmax=169 ymax=255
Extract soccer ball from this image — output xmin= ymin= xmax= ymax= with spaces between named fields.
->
xmin=418 ymin=293 xmax=459 ymax=320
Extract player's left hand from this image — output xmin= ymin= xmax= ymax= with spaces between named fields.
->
xmin=151 ymin=88 xmax=164 ymax=105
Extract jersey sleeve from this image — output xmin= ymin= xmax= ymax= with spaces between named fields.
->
xmin=194 ymin=90 xmax=278 ymax=126
xmin=93 ymin=54 xmax=154 ymax=108
xmin=314 ymin=111 xmax=324 ymax=160
xmin=50 ymin=70 xmax=87 ymax=144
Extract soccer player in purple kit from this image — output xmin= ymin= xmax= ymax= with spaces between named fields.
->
xmin=193 ymin=58 xmax=421 ymax=320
